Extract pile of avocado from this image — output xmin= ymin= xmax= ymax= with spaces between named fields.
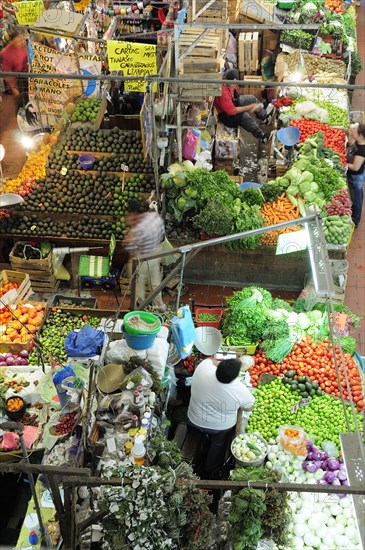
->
xmin=64 ymin=127 xmax=144 ymax=155
xmin=282 ymin=370 xmax=322 ymax=399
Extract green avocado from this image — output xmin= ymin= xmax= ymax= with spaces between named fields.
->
xmin=298 ymin=383 xmax=306 ymax=392
xmin=285 ymin=370 xmax=296 ymax=379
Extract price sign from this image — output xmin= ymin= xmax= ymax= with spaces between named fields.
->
xmin=291 ymin=397 xmax=311 ymax=413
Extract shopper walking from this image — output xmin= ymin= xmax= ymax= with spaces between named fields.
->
xmin=188 ymin=357 xmax=255 ymax=476
xmin=347 ymin=124 xmax=365 ymax=228
xmin=214 ymin=68 xmax=274 ymax=144
xmin=123 ymin=200 xmax=166 ymax=310
xmin=0 ymin=29 xmax=29 ymax=107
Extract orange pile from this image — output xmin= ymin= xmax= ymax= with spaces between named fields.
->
xmin=6 ymin=397 xmax=24 ymax=412
xmin=0 ymin=302 xmax=45 ymax=343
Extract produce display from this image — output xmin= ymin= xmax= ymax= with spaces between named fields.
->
xmin=5 ymin=396 xmax=25 ymax=412
xmin=246 ymin=377 xmax=362 ymax=447
xmin=52 ymin=411 xmax=77 ymax=436
xmin=250 ymin=336 xmax=364 ymax=410
xmin=0 ymin=350 xmax=29 ymax=367
xmin=28 ymin=309 xmax=100 ymax=364
xmin=290 ymin=120 xmax=346 ymax=164
xmin=63 ymin=127 xmax=144 ymax=155
xmin=52 ymin=151 xmax=153 ymax=176
xmin=70 ymin=98 xmax=101 ymax=123
xmin=162 ymin=162 xmax=265 ymax=247
xmin=259 ymin=193 xmax=300 ymax=246
xmin=285 ymin=98 xmax=349 ymax=127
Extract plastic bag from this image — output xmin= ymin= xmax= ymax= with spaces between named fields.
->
xmin=182 ymin=128 xmax=199 ymax=160
xmin=64 ymin=326 xmax=105 ymax=357
xmin=105 ymin=340 xmax=129 ymax=364
xmin=53 ymin=365 xmax=76 ymax=410
xmin=120 ymin=367 xmax=153 ymax=392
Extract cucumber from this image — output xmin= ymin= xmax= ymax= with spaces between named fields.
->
xmin=247 ymin=443 xmax=261 ymax=456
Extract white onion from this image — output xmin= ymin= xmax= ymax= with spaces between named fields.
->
xmin=330 ymin=503 xmax=342 ymax=516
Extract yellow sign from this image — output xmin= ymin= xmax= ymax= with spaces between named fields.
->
xmin=14 ymin=0 xmax=44 ymax=25
xmin=107 ymin=41 xmax=157 ymax=93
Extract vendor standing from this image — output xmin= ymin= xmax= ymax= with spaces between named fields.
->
xmin=188 ymin=357 xmax=255 ymax=476
xmin=0 ymin=29 xmax=29 ymax=107
xmin=214 ymin=68 xmax=274 ymax=144
xmin=123 ymin=200 xmax=166 ymax=310
xmin=347 ymin=124 xmax=365 ymax=228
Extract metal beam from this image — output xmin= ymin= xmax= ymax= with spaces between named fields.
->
xmin=1 ymin=71 xmax=364 ymax=91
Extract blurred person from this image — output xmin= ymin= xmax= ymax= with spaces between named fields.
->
xmin=0 ymin=29 xmax=28 ymax=107
xmin=123 ymin=200 xmax=166 ymax=310
xmin=347 ymin=124 xmax=365 ymax=228
xmin=188 ymin=357 xmax=255 ymax=475
xmin=214 ymin=68 xmax=274 ymax=144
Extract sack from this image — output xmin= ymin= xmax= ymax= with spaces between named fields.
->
xmin=64 ymin=326 xmax=105 ymax=357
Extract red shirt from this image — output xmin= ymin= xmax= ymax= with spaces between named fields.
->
xmin=214 ymin=85 xmax=236 ymax=116
xmin=0 ymin=43 xmax=28 ymax=73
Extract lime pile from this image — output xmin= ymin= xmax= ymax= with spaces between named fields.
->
xmin=247 ymin=378 xmax=362 ymax=448
xmin=71 ymin=98 xmax=101 ymax=123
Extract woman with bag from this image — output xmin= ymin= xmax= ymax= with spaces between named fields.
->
xmin=347 ymin=124 xmax=365 ymax=228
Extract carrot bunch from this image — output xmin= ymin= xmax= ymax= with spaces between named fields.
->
xmin=325 ymin=0 xmax=344 ymax=15
xmin=260 ymin=194 xmax=301 ymax=245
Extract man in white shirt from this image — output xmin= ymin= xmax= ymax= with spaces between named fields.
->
xmin=188 ymin=357 xmax=255 ymax=475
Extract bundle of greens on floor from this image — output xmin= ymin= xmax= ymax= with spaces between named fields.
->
xmin=100 ymin=462 xmax=216 ymax=550
xmin=229 ymin=467 xmax=291 ymax=550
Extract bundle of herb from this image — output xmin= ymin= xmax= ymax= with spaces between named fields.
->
xmin=241 ymin=187 xmax=265 ymax=207
xmin=192 ymin=199 xmax=234 ymax=236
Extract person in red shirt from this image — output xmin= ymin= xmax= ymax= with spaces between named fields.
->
xmin=0 ymin=29 xmax=29 ymax=106
xmin=214 ymin=68 xmax=274 ymax=144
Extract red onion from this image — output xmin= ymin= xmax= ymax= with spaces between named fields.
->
xmin=0 ymin=354 xmax=6 ymax=362
xmin=5 ymin=352 xmax=14 ymax=358
xmin=6 ymin=356 xmax=15 ymax=366
xmin=324 ymin=471 xmax=336 ymax=483
xmin=332 ymin=478 xmax=341 ymax=486
xmin=19 ymin=350 xmax=29 ymax=358
xmin=0 ymin=361 xmax=7 ymax=366
xmin=327 ymin=458 xmax=340 ymax=471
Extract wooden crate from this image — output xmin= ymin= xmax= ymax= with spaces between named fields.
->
xmin=178 ymin=73 xmax=222 ymax=100
xmin=187 ymin=0 xmax=228 ymax=22
xmin=238 ymin=74 xmax=264 ymax=99
xmin=238 ymin=32 xmax=260 ymax=74
xmin=10 ymin=242 xmax=53 ymax=273
xmin=0 ymin=270 xmax=32 ymax=305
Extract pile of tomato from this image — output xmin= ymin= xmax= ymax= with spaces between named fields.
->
xmin=289 ymin=119 xmax=347 ymax=165
xmin=0 ymin=281 xmax=19 ymax=298
xmin=249 ymin=336 xmax=364 ymax=410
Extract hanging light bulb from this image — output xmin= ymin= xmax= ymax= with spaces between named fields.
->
xmin=0 ymin=145 xmax=25 ymax=208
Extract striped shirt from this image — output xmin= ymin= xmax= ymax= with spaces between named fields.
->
xmin=125 ymin=212 xmax=165 ymax=257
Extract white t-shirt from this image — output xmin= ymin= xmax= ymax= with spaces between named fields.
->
xmin=187 ymin=358 xmax=255 ymax=431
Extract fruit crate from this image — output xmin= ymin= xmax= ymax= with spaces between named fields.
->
xmin=9 ymin=242 xmax=53 ymax=273
xmin=0 ymin=270 xmax=32 ymax=306
xmin=51 ymin=295 xmax=98 ymax=309
xmin=0 ymin=301 xmax=48 ymax=354
xmin=195 ymin=307 xmax=223 ymax=329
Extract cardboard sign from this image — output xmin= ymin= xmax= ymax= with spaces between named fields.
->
xmin=14 ymin=0 xmax=44 ymax=25
xmin=29 ymin=43 xmax=101 ymax=123
xmin=107 ymin=41 xmax=157 ymax=93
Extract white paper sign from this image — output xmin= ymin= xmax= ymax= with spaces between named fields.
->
xmin=276 ymin=229 xmax=308 ymax=255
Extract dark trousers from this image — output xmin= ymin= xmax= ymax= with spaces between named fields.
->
xmin=347 ymin=171 xmax=365 ymax=227
xmin=191 ymin=423 xmax=233 ymax=474
xmin=218 ymin=94 xmax=266 ymax=138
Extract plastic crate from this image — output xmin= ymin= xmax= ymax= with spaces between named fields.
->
xmin=220 ymin=343 xmax=258 ymax=355
xmin=0 ymin=270 xmax=32 ymax=306
xmin=195 ymin=307 xmax=223 ymax=329
xmin=280 ymin=29 xmax=318 ymax=51
xmin=51 ymin=295 xmax=98 ymax=309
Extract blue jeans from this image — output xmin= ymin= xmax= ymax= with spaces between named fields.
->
xmin=348 ymin=172 xmax=365 ymax=227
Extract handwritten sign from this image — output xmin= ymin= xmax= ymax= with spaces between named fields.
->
xmin=107 ymin=41 xmax=157 ymax=93
xmin=29 ymin=43 xmax=101 ymax=124
xmin=14 ymin=0 xmax=44 ymax=25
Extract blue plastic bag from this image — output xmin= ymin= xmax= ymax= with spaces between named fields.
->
xmin=53 ymin=364 xmax=75 ymax=410
xmin=171 ymin=306 xmax=195 ymax=359
xmin=64 ymin=326 xmax=105 ymax=357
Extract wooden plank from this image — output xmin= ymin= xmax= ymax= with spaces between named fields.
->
xmin=252 ymin=32 xmax=259 ymax=73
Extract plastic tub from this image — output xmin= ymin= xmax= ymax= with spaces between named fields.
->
xmin=279 ymin=425 xmax=307 ymax=456
xmin=195 ymin=307 xmax=223 ymax=329
xmin=123 ymin=311 xmax=161 ymax=335
xmin=122 ymin=326 xmax=157 ymax=350
xmin=51 ymin=294 xmax=98 ymax=309
xmin=231 ymin=434 xmax=268 ymax=467
xmin=78 ymin=154 xmax=96 ymax=169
